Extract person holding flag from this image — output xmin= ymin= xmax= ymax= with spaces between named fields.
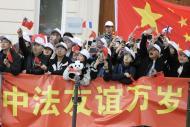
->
xmin=0 ymin=36 xmax=21 ymax=75
xmin=17 ymin=28 xmax=48 ymax=75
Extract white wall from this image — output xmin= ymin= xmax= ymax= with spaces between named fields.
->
xmin=64 ymin=0 xmax=100 ymax=40
xmin=0 ymin=0 xmax=39 ymax=43
xmin=0 ymin=0 xmax=100 ymax=43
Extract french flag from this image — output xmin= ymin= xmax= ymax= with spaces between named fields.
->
xmin=82 ymin=20 xmax=93 ymax=29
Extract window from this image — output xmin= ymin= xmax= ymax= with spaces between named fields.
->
xmin=39 ymin=0 xmax=63 ymax=35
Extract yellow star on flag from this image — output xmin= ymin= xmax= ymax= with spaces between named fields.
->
xmin=184 ymin=33 xmax=190 ymax=42
xmin=178 ymin=17 xmax=188 ymax=27
xmin=133 ymin=2 xmax=162 ymax=32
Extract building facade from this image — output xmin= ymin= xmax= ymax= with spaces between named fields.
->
xmin=0 ymin=0 xmax=100 ymax=43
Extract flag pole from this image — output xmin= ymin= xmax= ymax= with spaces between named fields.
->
xmin=186 ymin=82 xmax=190 ymax=127
xmin=72 ymin=75 xmax=81 ymax=127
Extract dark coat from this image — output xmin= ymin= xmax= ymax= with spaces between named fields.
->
xmin=135 ymin=34 xmax=166 ymax=79
xmin=48 ymin=56 xmax=71 ymax=75
xmin=19 ymin=37 xmax=48 ymax=75
xmin=0 ymin=49 xmax=21 ymax=75
xmin=104 ymin=62 xmax=136 ymax=85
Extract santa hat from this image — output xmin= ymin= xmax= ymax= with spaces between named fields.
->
xmin=80 ymin=49 xmax=90 ymax=59
xmin=34 ymin=37 xmax=46 ymax=46
xmin=51 ymin=28 xmax=62 ymax=37
xmin=168 ymin=41 xmax=179 ymax=51
xmin=32 ymin=34 xmax=46 ymax=46
xmin=55 ymin=42 xmax=68 ymax=50
xmin=124 ymin=47 xmax=136 ymax=59
xmin=44 ymin=42 xmax=54 ymax=51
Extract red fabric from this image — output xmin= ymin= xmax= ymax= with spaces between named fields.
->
xmin=1 ymin=73 xmax=189 ymax=127
xmin=89 ymin=30 xmax=96 ymax=39
xmin=34 ymin=57 xmax=41 ymax=65
xmin=82 ymin=21 xmax=86 ymax=28
xmin=117 ymin=0 xmax=190 ymax=50
xmin=31 ymin=34 xmax=46 ymax=43
xmin=6 ymin=50 xmax=13 ymax=63
xmin=22 ymin=18 xmax=33 ymax=30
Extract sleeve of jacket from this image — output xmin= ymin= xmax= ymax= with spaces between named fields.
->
xmin=51 ymin=67 xmax=67 ymax=75
xmin=26 ymin=68 xmax=45 ymax=75
xmin=79 ymin=67 xmax=91 ymax=86
xmin=90 ymin=62 xmax=98 ymax=80
xmin=9 ymin=54 xmax=22 ymax=75
xmin=139 ymin=34 xmax=148 ymax=57
xmin=63 ymin=66 xmax=70 ymax=80
xmin=4 ymin=50 xmax=22 ymax=75
xmin=19 ymin=37 xmax=31 ymax=58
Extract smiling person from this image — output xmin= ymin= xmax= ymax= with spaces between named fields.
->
xmin=0 ymin=36 xmax=21 ymax=75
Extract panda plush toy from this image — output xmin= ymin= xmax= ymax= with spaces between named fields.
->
xmin=63 ymin=60 xmax=84 ymax=81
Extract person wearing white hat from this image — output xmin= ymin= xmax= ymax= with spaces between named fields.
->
xmin=43 ymin=42 xmax=54 ymax=59
xmin=46 ymin=42 xmax=71 ymax=75
xmin=96 ymin=37 xmax=108 ymax=50
xmin=0 ymin=35 xmax=22 ymax=75
xmin=176 ymin=50 xmax=190 ymax=77
xmin=135 ymin=33 xmax=166 ymax=78
xmin=103 ymin=20 xmax=114 ymax=44
xmin=62 ymin=36 xmax=76 ymax=58
xmin=78 ymin=49 xmax=90 ymax=61
xmin=63 ymin=49 xmax=92 ymax=85
xmin=102 ymin=46 xmax=136 ymax=85
xmin=163 ymin=41 xmax=179 ymax=77
xmin=49 ymin=28 xmax=62 ymax=46
xmin=17 ymin=28 xmax=48 ymax=75
xmin=90 ymin=47 xmax=112 ymax=80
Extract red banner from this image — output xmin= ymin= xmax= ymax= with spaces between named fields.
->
xmin=1 ymin=73 xmax=189 ymax=127
xmin=116 ymin=0 xmax=190 ymax=49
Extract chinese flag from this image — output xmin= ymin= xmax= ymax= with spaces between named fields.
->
xmin=7 ymin=50 xmax=13 ymax=63
xmin=116 ymin=0 xmax=190 ymax=49
xmin=22 ymin=18 xmax=34 ymax=30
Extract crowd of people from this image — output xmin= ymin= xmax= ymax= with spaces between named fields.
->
xmin=0 ymin=21 xmax=190 ymax=85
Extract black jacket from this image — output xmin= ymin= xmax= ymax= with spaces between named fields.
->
xmin=135 ymin=34 xmax=166 ymax=79
xmin=0 ymin=49 xmax=21 ymax=75
xmin=19 ymin=37 xmax=48 ymax=75
xmin=104 ymin=62 xmax=136 ymax=85
xmin=162 ymin=47 xmax=179 ymax=77
xmin=48 ymin=56 xmax=71 ymax=75
xmin=90 ymin=58 xmax=112 ymax=80
xmin=177 ymin=62 xmax=190 ymax=78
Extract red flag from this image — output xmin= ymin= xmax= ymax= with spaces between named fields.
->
xmin=89 ymin=31 xmax=96 ymax=39
xmin=6 ymin=50 xmax=13 ymax=63
xmin=22 ymin=18 xmax=34 ymax=30
xmin=82 ymin=21 xmax=86 ymax=28
xmin=34 ymin=57 xmax=41 ymax=66
xmin=116 ymin=0 xmax=190 ymax=50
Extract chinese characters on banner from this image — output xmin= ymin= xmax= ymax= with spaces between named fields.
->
xmin=1 ymin=73 xmax=189 ymax=127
